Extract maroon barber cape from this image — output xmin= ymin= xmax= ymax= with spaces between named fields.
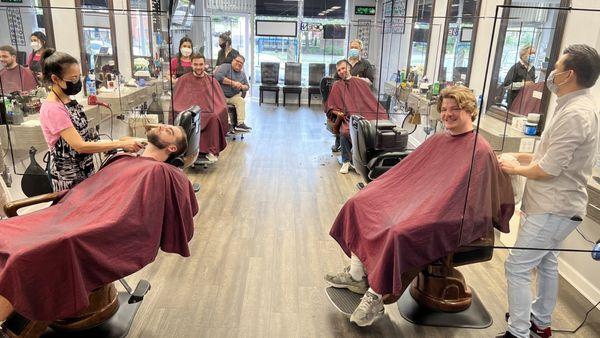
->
xmin=0 ymin=155 xmax=198 ymax=320
xmin=325 ymin=77 xmax=386 ymax=137
xmin=173 ymin=73 xmax=228 ymax=155
xmin=330 ymin=131 xmax=515 ymax=296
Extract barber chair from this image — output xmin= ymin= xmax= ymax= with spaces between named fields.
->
xmin=0 ymin=193 xmax=151 ymax=338
xmin=346 ymin=114 xmax=495 ymax=328
xmin=349 ymin=115 xmax=411 ymax=186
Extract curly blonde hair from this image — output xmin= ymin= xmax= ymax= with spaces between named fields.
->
xmin=436 ymin=86 xmax=478 ymax=121
xmin=349 ymin=39 xmax=363 ymax=50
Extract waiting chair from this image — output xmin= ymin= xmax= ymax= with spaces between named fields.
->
xmin=307 ymin=63 xmax=325 ymax=107
xmin=282 ymin=62 xmax=302 ymax=107
xmin=259 ymin=62 xmax=280 ymax=106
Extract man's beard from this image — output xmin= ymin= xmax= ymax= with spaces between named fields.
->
xmin=147 ymin=131 xmax=169 ymax=149
xmin=193 ymin=70 xmax=204 ymax=77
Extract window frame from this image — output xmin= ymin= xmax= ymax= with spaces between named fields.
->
xmin=437 ymin=0 xmax=482 ymax=85
xmin=127 ymin=0 xmax=154 ymax=75
xmin=406 ymin=0 xmax=436 ymax=73
xmin=37 ymin=0 xmax=56 ymax=49
xmin=485 ymin=0 xmax=570 ymax=125
xmin=75 ymin=0 xmax=119 ymax=75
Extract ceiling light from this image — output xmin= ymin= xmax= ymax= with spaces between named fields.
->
xmin=331 ymin=6 xmax=341 ymax=9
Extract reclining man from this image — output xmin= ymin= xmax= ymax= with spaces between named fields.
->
xmin=173 ymin=53 xmax=228 ymax=163
xmin=0 ymin=124 xmax=198 ymax=322
xmin=214 ymin=55 xmax=251 ymax=132
xmin=325 ymin=86 xmax=515 ymax=326
xmin=325 ymin=59 xmax=385 ymax=174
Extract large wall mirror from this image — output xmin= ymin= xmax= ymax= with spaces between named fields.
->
xmin=407 ymin=0 xmax=435 ymax=73
xmin=486 ymin=0 xmax=570 ymax=128
xmin=438 ymin=0 xmax=481 ymax=85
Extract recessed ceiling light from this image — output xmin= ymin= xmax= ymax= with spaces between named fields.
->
xmin=331 ymin=6 xmax=341 ymax=9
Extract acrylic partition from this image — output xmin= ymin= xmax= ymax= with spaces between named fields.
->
xmin=0 ymin=5 xmax=212 ymax=176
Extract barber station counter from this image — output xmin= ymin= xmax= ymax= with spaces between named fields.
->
xmin=96 ymin=80 xmax=162 ymax=115
xmin=476 ymin=114 xmax=540 ymax=154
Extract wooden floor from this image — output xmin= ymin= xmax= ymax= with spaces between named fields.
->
xmin=125 ymin=100 xmax=600 ymax=337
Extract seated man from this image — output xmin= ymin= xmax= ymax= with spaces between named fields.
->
xmin=0 ymin=45 xmax=37 ymax=94
xmin=0 ymin=124 xmax=198 ymax=321
xmin=325 ymin=59 xmax=385 ymax=174
xmin=325 ymin=86 xmax=515 ymax=326
xmin=214 ymin=55 xmax=251 ymax=132
xmin=173 ymin=53 xmax=228 ymax=163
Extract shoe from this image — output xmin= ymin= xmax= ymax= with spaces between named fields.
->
xmin=206 ymin=153 xmax=218 ymax=163
xmin=195 ymin=155 xmax=209 ymax=165
xmin=495 ymin=332 xmax=518 ymax=338
xmin=324 ymin=266 xmax=368 ymax=294
xmin=236 ymin=122 xmax=252 ymax=131
xmin=340 ymin=162 xmax=351 ymax=174
xmin=227 ymin=125 xmax=236 ymax=135
xmin=505 ymin=312 xmax=552 ymax=338
xmin=530 ymin=321 xmax=552 ymax=338
xmin=349 ymin=290 xmax=384 ymax=327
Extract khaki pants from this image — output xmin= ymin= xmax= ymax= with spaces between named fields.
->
xmin=226 ymin=93 xmax=246 ymax=124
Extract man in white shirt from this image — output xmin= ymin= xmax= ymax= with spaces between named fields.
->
xmin=497 ymin=44 xmax=600 ymax=338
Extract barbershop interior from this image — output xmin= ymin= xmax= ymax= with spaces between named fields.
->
xmin=1 ymin=0 xmax=600 ymax=337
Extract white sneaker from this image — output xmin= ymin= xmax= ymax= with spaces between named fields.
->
xmin=350 ymin=290 xmax=384 ymax=327
xmin=206 ymin=153 xmax=218 ymax=163
xmin=340 ymin=162 xmax=351 ymax=174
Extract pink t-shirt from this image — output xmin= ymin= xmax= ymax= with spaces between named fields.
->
xmin=39 ymin=101 xmax=74 ymax=148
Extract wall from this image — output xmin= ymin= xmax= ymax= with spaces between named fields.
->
xmin=49 ymin=0 xmax=82 ymax=62
xmin=0 ymin=1 xmax=41 ymax=54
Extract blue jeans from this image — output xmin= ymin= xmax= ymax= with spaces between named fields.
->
xmin=341 ymin=134 xmax=352 ymax=163
xmin=505 ymin=213 xmax=581 ymax=338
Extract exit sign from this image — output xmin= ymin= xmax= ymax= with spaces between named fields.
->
xmin=1 ymin=0 xmax=23 ymax=3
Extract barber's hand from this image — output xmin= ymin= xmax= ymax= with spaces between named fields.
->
xmin=499 ymin=161 xmax=519 ymax=175
xmin=333 ymin=110 xmax=345 ymax=117
xmin=121 ymin=139 xmax=145 ymax=153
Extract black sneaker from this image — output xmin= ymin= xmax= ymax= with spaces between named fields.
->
xmin=227 ymin=125 xmax=236 ymax=135
xmin=495 ymin=332 xmax=518 ymax=338
xmin=236 ymin=123 xmax=252 ymax=131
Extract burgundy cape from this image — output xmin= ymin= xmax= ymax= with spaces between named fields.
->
xmin=173 ymin=73 xmax=228 ymax=155
xmin=0 ymin=65 xmax=38 ymax=94
xmin=330 ymin=132 xmax=515 ymax=295
xmin=325 ymin=77 xmax=386 ymax=137
xmin=0 ymin=155 xmax=198 ymax=320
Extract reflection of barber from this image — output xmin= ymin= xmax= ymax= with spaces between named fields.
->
xmin=347 ymin=39 xmax=374 ymax=85
xmin=215 ymin=31 xmax=239 ymax=67
xmin=28 ymin=31 xmax=48 ymax=78
xmin=0 ymin=45 xmax=38 ymax=94
xmin=39 ymin=49 xmax=143 ymax=191
xmin=502 ymin=45 xmax=536 ymax=109
xmin=497 ymin=44 xmax=600 ymax=338
xmin=170 ymin=37 xmax=193 ymax=80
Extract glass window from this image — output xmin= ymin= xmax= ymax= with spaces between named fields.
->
xmin=254 ymin=35 xmax=298 ymax=83
xmin=408 ymin=0 xmax=435 ymax=72
xmin=129 ymin=0 xmax=151 ymax=58
xmin=211 ymin=16 xmax=249 ymax=69
xmin=486 ymin=0 xmax=568 ymax=124
xmin=299 ymin=22 xmax=345 ymax=84
xmin=439 ymin=0 xmax=480 ymax=85
xmin=34 ymin=0 xmax=55 ymax=48
xmin=77 ymin=0 xmax=117 ymax=73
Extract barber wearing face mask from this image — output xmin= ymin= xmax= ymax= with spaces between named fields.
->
xmin=28 ymin=31 xmax=48 ymax=79
xmin=497 ymin=44 xmax=600 ymax=338
xmin=170 ymin=37 xmax=194 ymax=80
xmin=215 ymin=31 xmax=239 ymax=67
xmin=39 ymin=49 xmax=143 ymax=191
xmin=502 ymin=45 xmax=537 ymax=109
xmin=346 ymin=39 xmax=374 ymax=85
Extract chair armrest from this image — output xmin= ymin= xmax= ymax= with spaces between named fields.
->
xmin=4 ymin=192 xmax=62 ymax=218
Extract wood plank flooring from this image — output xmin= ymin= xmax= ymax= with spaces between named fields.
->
xmin=125 ymin=101 xmax=600 ymax=337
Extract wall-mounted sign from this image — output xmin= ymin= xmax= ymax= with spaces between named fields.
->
xmin=1 ymin=0 xmax=23 ymax=3
xmin=300 ymin=22 xmax=323 ymax=32
xmin=355 ymin=6 xmax=376 ymax=16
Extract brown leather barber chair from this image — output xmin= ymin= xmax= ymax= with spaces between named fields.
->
xmin=1 ymin=192 xmax=149 ymax=338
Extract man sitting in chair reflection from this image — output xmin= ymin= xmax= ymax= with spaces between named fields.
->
xmin=325 ymin=86 xmax=514 ymax=326
xmin=0 ymin=124 xmax=197 ymax=322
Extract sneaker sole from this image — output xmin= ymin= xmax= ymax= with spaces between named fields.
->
xmin=350 ymin=309 xmax=384 ymax=327
xmin=324 ymin=279 xmax=367 ymax=295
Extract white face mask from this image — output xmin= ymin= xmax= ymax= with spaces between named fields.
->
xmin=546 ymin=70 xmax=570 ymax=94
xmin=31 ymin=41 xmax=41 ymax=51
xmin=180 ymin=47 xmax=192 ymax=57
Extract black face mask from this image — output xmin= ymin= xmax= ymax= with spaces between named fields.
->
xmin=219 ymin=43 xmax=227 ymax=49
xmin=60 ymin=78 xmax=82 ymax=96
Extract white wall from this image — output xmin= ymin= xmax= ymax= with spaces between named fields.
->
xmin=112 ymin=0 xmax=133 ymax=79
xmin=0 ymin=1 xmax=42 ymax=53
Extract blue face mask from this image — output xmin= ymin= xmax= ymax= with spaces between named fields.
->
xmin=349 ymin=48 xmax=360 ymax=59
xmin=527 ymin=54 xmax=535 ymax=64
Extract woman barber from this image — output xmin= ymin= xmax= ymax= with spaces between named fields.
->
xmin=28 ymin=31 xmax=48 ymax=79
xmin=215 ymin=31 xmax=239 ymax=66
xmin=170 ymin=37 xmax=194 ymax=80
xmin=39 ymin=49 xmax=143 ymax=190
xmin=502 ymin=45 xmax=536 ymax=109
